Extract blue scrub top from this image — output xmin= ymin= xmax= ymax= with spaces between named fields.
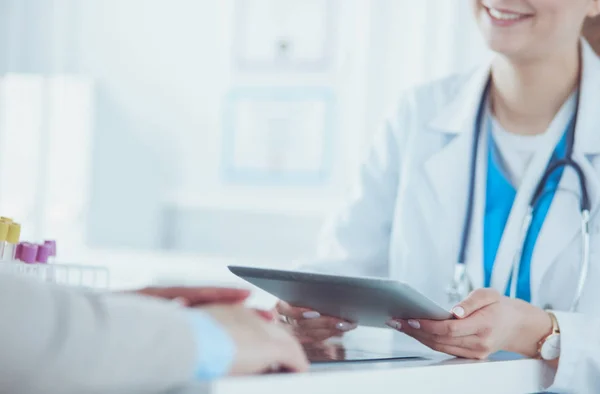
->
xmin=483 ymin=117 xmax=570 ymax=302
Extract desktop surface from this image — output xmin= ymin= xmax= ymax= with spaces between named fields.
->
xmin=170 ymin=329 xmax=553 ymax=394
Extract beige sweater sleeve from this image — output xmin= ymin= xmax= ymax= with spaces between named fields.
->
xmin=0 ymin=274 xmax=199 ymax=394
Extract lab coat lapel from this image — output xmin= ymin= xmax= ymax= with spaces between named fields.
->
xmin=529 ymin=40 xmax=600 ymax=303
xmin=488 ymin=129 xmax=561 ymax=293
xmin=423 ymin=66 xmax=490 ymax=290
xmin=529 ymin=152 xmax=600 ymax=304
xmin=492 ymin=39 xmax=600 ymax=299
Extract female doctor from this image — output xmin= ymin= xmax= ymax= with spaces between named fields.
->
xmin=277 ymin=0 xmax=600 ymax=392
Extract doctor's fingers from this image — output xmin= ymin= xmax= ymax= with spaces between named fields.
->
xmin=392 ymin=318 xmax=479 ymax=337
xmin=453 ymin=288 xmax=502 ymax=319
xmin=296 ymin=316 xmax=357 ymax=332
xmin=276 ymin=301 xmax=321 ymax=321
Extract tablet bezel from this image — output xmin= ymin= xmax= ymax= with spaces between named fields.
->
xmin=228 ymin=266 xmax=453 ymax=328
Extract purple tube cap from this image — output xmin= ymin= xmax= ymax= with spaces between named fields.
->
xmin=15 ymin=243 xmax=24 ymax=260
xmin=44 ymin=240 xmax=56 ymax=257
xmin=20 ymin=243 xmax=39 ymax=264
xmin=36 ymin=244 xmax=51 ymax=263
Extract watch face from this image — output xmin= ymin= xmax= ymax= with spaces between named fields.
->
xmin=540 ymin=334 xmax=561 ymax=360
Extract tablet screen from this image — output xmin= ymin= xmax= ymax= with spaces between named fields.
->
xmin=304 ymin=342 xmax=424 ymax=363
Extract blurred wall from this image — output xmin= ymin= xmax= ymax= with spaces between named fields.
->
xmin=79 ymin=0 xmax=371 ymax=259
xmin=0 ymin=0 xmax=489 ymax=264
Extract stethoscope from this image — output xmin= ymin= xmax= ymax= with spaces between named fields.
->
xmin=446 ymin=77 xmax=591 ymax=312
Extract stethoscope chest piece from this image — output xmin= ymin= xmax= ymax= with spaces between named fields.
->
xmin=447 ymin=263 xmax=473 ymax=305
xmin=449 ymin=76 xmax=590 ymax=312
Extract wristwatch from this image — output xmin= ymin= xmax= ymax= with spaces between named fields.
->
xmin=537 ymin=311 xmax=561 ymax=360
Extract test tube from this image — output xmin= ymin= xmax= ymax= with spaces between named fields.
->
xmin=2 ymin=223 xmax=20 ymax=261
xmin=36 ymin=244 xmax=51 ymax=264
xmin=14 ymin=242 xmax=24 ymax=261
xmin=0 ymin=222 xmax=8 ymax=258
xmin=20 ymin=243 xmax=38 ymax=264
xmin=44 ymin=240 xmax=56 ymax=262
xmin=17 ymin=243 xmax=36 ymax=276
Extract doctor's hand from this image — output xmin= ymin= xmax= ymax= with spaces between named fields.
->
xmin=276 ymin=301 xmax=358 ymax=344
xmin=202 ymin=305 xmax=310 ymax=376
xmin=386 ymin=289 xmax=553 ymax=360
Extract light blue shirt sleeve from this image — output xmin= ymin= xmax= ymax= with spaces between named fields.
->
xmin=185 ymin=310 xmax=236 ymax=380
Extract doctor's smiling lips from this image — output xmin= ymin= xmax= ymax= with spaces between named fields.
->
xmin=480 ymin=2 xmax=535 ymax=28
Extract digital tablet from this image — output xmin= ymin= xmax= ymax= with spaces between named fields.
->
xmin=228 ymin=266 xmax=453 ymax=328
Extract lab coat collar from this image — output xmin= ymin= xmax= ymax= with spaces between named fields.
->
xmin=426 ymin=64 xmax=490 ymax=134
xmin=529 ymin=150 xmax=600 ymax=305
xmin=427 ymin=39 xmax=600 ymax=155
xmin=574 ymin=39 xmax=600 ymax=154
xmin=423 ymin=93 xmax=488 ymax=291
xmin=529 ymin=41 xmax=600 ymax=302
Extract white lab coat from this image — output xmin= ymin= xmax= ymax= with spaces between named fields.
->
xmin=308 ymin=40 xmax=600 ymax=393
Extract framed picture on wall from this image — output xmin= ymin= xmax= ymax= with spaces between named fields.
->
xmin=221 ymin=87 xmax=335 ymax=185
xmin=232 ymin=0 xmax=335 ymax=72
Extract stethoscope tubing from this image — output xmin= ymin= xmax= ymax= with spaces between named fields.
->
xmin=453 ymin=75 xmax=590 ymax=312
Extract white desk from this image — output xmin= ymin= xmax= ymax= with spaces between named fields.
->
xmin=175 ymin=330 xmax=555 ymax=394
xmin=63 ymin=250 xmax=555 ymax=393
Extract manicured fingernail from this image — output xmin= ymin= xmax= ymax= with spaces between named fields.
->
xmin=452 ymin=306 xmax=465 ymax=318
xmin=302 ymin=311 xmax=321 ymax=319
xmin=172 ymin=297 xmax=188 ymax=306
xmin=386 ymin=320 xmax=402 ymax=330
xmin=408 ymin=319 xmax=420 ymax=329
xmin=336 ymin=322 xmax=355 ymax=332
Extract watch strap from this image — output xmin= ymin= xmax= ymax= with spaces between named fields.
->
xmin=537 ymin=311 xmax=560 ymax=359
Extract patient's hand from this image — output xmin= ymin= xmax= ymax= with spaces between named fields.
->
xmin=135 ymin=286 xmax=251 ymax=306
xmin=203 ymin=305 xmax=310 ymax=376
xmin=275 ymin=300 xmax=357 ymax=344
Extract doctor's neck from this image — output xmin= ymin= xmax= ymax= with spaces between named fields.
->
xmin=489 ymin=44 xmax=580 ymax=136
